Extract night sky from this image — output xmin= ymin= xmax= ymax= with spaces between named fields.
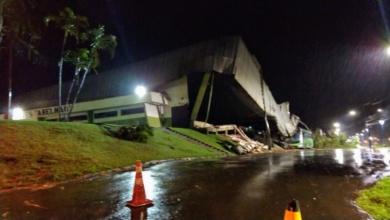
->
xmin=1 ymin=0 xmax=390 ymax=132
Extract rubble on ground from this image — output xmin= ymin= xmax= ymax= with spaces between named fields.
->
xmin=194 ymin=121 xmax=267 ymax=154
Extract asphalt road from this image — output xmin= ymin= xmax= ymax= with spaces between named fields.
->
xmin=1 ymin=148 xmax=389 ymax=220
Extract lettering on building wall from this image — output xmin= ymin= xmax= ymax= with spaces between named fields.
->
xmin=36 ymin=105 xmax=72 ymax=117
xmin=24 ymin=111 xmax=33 ymax=118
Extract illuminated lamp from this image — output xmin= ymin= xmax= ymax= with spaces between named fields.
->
xmin=12 ymin=108 xmax=25 ymax=120
xmin=135 ymin=86 xmax=147 ymax=97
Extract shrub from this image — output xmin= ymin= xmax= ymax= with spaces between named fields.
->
xmin=313 ymin=128 xmax=357 ymax=148
xmin=101 ymin=124 xmax=153 ymax=143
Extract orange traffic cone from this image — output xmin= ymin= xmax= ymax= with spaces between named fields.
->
xmin=284 ymin=199 xmax=302 ymax=220
xmin=126 ymin=160 xmax=153 ymax=207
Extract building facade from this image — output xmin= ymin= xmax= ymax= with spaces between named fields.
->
xmin=2 ymin=36 xmax=300 ymax=137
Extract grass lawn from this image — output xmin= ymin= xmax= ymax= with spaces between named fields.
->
xmin=0 ymin=121 xmax=226 ymax=190
xmin=169 ymin=127 xmax=237 ymax=156
xmin=356 ymin=177 xmax=390 ymax=220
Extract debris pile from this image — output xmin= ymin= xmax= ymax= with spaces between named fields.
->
xmin=194 ymin=121 xmax=266 ymax=154
xmin=100 ymin=123 xmax=153 ymax=143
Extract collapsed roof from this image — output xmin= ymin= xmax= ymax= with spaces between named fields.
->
xmin=15 ymin=36 xmax=299 ymax=136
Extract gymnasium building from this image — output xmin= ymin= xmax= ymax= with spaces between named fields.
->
xmin=2 ymin=36 xmax=300 ymax=138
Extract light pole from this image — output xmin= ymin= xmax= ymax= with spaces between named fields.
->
xmin=379 ymin=119 xmax=385 ymax=145
xmin=367 ymin=125 xmax=373 ymax=150
xmin=363 ymin=105 xmax=383 ymax=150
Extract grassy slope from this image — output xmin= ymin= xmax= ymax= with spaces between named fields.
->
xmin=2 ymin=121 xmax=388 ymax=219
xmin=356 ymin=177 xmax=390 ymax=220
xmin=170 ymin=127 xmax=236 ymax=156
xmin=0 ymin=121 xmax=225 ymax=189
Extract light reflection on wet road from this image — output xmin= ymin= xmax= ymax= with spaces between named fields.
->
xmin=1 ymin=148 xmax=389 ymax=220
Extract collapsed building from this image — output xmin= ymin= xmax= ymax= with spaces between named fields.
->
xmin=3 ymin=36 xmax=300 ymax=146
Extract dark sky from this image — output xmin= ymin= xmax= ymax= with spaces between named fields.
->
xmin=1 ymin=0 xmax=390 ymax=132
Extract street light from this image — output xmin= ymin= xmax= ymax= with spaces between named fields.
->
xmin=386 ymin=46 xmax=390 ymax=56
xmin=12 ymin=107 xmax=25 ymax=120
xmin=349 ymin=110 xmax=357 ymax=116
xmin=333 ymin=122 xmax=341 ymax=135
xmin=135 ymin=85 xmax=147 ymax=97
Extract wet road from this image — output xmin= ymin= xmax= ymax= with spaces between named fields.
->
xmin=1 ymin=148 xmax=390 ymax=220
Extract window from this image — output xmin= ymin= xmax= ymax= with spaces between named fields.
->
xmin=121 ymin=107 xmax=144 ymax=116
xmin=70 ymin=115 xmax=87 ymax=121
xmin=94 ymin=111 xmax=118 ymax=119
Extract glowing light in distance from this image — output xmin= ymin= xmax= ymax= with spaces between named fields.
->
xmin=12 ymin=108 xmax=25 ymax=120
xmin=135 ymin=86 xmax=147 ymax=97
xmin=379 ymin=120 xmax=385 ymax=125
xmin=349 ymin=110 xmax=356 ymax=116
xmin=333 ymin=122 xmax=340 ymax=128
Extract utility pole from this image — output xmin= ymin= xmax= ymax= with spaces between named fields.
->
xmin=7 ymin=37 xmax=14 ymax=119
xmin=367 ymin=125 xmax=372 ymax=150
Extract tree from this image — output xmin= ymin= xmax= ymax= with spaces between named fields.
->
xmin=62 ymin=48 xmax=90 ymax=121
xmin=64 ymin=25 xmax=117 ymax=121
xmin=313 ymin=128 xmax=358 ymax=148
xmin=44 ymin=7 xmax=89 ymax=121
xmin=0 ymin=0 xmax=41 ymax=118
xmin=0 ymin=0 xmax=8 ymax=45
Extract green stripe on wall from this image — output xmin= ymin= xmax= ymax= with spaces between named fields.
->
xmin=147 ymin=116 xmax=161 ymax=127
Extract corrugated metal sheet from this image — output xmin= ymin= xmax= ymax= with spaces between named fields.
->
xmin=233 ymin=38 xmax=299 ymax=136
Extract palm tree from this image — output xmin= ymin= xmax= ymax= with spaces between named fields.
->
xmin=62 ymin=48 xmax=90 ymax=121
xmin=0 ymin=0 xmax=5 ymax=45
xmin=1 ymin=0 xmax=41 ymax=118
xmin=44 ymin=7 xmax=89 ymax=121
xmin=64 ymin=25 xmax=116 ymax=121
